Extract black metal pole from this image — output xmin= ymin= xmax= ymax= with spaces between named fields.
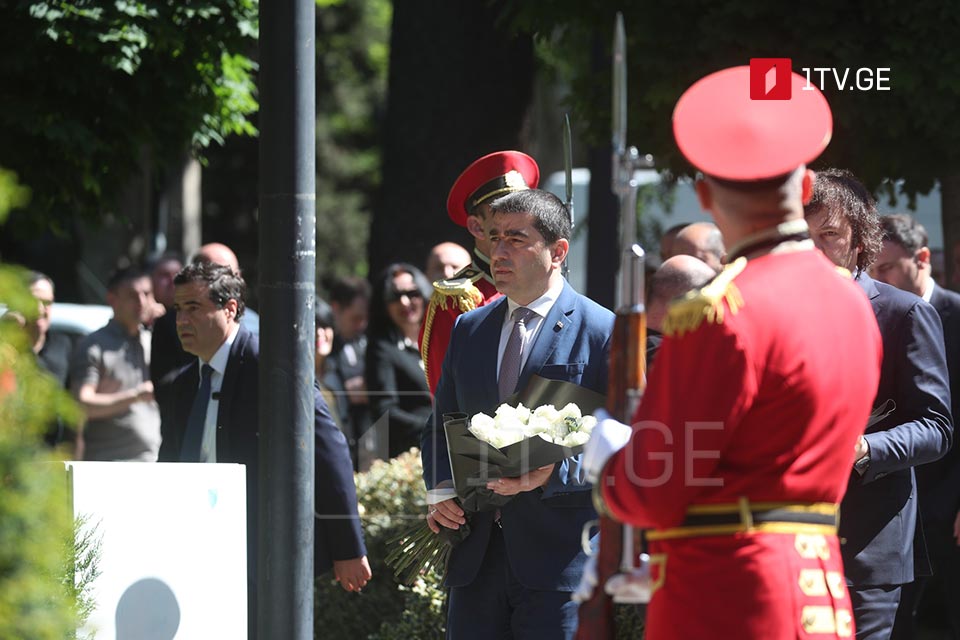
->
xmin=258 ymin=0 xmax=316 ymax=638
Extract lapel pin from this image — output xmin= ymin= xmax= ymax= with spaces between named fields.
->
xmin=555 ymin=320 xmax=564 ymax=330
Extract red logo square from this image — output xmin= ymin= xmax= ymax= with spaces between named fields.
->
xmin=750 ymin=58 xmax=792 ymax=100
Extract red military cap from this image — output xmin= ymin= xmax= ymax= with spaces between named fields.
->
xmin=446 ymin=151 xmax=540 ymax=227
xmin=672 ymin=66 xmax=832 ymax=181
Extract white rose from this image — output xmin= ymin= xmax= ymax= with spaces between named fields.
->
xmin=471 ymin=412 xmax=495 ymax=432
xmin=514 ymin=403 xmax=532 ymax=423
xmin=468 ymin=421 xmax=497 ymax=445
xmin=524 ymin=415 xmax=553 ymax=437
xmin=493 ymin=425 xmax=526 ymax=448
xmin=494 ymin=403 xmax=520 ymax=423
xmin=562 ymin=431 xmax=590 ymax=447
xmin=558 ymin=403 xmax=583 ymax=421
xmin=533 ymin=404 xmax=560 ymax=420
xmin=579 ymin=415 xmax=598 ymax=435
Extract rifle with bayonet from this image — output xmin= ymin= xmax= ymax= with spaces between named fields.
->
xmin=575 ymin=13 xmax=654 ymax=639
xmin=562 ymin=114 xmax=575 ymax=280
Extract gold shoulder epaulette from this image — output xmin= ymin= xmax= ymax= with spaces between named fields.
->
xmin=429 ymin=276 xmax=484 ymax=314
xmin=663 ymin=257 xmax=748 ymax=338
xmin=421 ymin=275 xmax=485 ymax=384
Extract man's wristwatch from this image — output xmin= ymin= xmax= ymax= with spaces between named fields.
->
xmin=854 ymin=454 xmax=871 ymax=476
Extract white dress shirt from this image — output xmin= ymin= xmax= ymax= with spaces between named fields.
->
xmin=196 ymin=323 xmax=240 ymax=462
xmin=496 ymin=279 xmax=565 ymax=376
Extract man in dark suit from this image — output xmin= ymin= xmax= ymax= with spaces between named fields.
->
xmin=806 ymin=170 xmax=953 ymax=640
xmin=421 ymin=189 xmax=614 ymax=639
xmin=871 ymin=213 xmax=960 ymax=638
xmin=158 ymin=262 xmax=368 ymax=639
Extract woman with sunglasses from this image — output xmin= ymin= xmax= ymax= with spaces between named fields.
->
xmin=364 ymin=262 xmax=434 ymax=459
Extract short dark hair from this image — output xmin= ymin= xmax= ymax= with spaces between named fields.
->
xmin=805 ymin=168 xmax=883 ymax=272
xmin=107 ymin=266 xmax=148 ymax=292
xmin=315 ymin=298 xmax=335 ymax=330
xmin=27 ymin=271 xmax=54 ymax=294
xmin=488 ymin=189 xmax=571 ymax=244
xmin=880 ymin=214 xmax=928 ymax=254
xmin=174 ymin=261 xmax=247 ymax=320
xmin=323 ymin=275 xmax=371 ymax=307
xmin=145 ymin=252 xmax=184 ymax=273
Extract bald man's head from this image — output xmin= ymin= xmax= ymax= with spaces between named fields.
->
xmin=425 ymin=242 xmax=471 ymax=282
xmin=194 ymin=242 xmax=241 ymax=274
xmin=672 ymin=222 xmax=725 ymax=273
xmin=647 ymin=255 xmax=717 ymax=332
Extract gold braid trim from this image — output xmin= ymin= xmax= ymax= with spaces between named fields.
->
xmin=420 ymin=277 xmax=484 ymax=386
xmin=662 ymin=257 xmax=748 ymax=338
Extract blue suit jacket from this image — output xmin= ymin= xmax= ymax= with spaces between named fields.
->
xmin=840 ymin=275 xmax=952 ymax=586
xmin=158 ymin=326 xmax=366 ymax=578
xmin=421 ymin=281 xmax=614 ymax=591
xmin=916 ymin=283 xmax=960 ymax=525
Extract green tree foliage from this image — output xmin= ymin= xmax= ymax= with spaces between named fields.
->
xmin=0 ymin=0 xmax=259 ymax=235
xmin=510 ymin=1 xmax=960 ymax=200
xmin=0 ymin=170 xmax=32 ymax=226
xmin=315 ymin=0 xmax=392 ymax=280
xmin=0 ymin=264 xmax=86 ymax=639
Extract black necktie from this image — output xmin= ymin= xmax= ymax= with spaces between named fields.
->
xmin=181 ymin=364 xmax=213 ymax=462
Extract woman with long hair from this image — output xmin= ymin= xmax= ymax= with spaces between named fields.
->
xmin=364 ymin=262 xmax=433 ymax=459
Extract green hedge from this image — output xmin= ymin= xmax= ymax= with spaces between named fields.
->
xmin=314 ymin=449 xmax=445 ymax=639
xmin=0 ymin=265 xmax=89 ymax=639
xmin=313 ymin=448 xmax=646 ymax=639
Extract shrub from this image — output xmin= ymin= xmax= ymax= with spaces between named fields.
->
xmin=0 ymin=265 xmax=88 ymax=639
xmin=312 ymin=449 xmax=648 ymax=639
xmin=314 ymin=449 xmax=446 ymax=639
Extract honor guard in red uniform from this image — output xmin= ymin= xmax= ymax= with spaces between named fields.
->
xmin=419 ymin=151 xmax=539 ymax=392
xmin=589 ymin=67 xmax=883 ymax=639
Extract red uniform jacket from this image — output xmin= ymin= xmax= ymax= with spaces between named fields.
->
xmin=419 ymin=257 xmax=500 ymax=394
xmin=601 ymin=249 xmax=882 ymax=639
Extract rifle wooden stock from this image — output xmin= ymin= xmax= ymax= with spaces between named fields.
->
xmin=607 ymin=309 xmax=646 ymax=422
xmin=576 ymin=308 xmax=646 ymax=640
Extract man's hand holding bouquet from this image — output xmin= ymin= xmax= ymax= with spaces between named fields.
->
xmin=386 ymin=376 xmax=605 ymax=583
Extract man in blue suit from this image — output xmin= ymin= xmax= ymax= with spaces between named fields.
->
xmin=871 ymin=213 xmax=960 ymax=637
xmin=421 ymin=189 xmax=614 ymax=639
xmin=805 ymin=169 xmax=953 ymax=640
xmin=158 ymin=262 xmax=369 ymax=639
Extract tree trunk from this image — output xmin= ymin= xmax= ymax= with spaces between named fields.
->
xmin=585 ymin=30 xmax=618 ymax=309
xmin=369 ymin=0 xmax=534 ymax=278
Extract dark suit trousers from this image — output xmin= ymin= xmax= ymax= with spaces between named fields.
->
xmin=447 ymin=527 xmax=578 ymax=640
xmin=850 ymin=585 xmax=901 ymax=640
xmin=914 ymin=525 xmax=960 ymax=637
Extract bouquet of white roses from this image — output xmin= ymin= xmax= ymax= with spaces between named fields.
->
xmin=468 ymin=402 xmax=598 ymax=450
xmin=443 ymin=376 xmax=606 ymax=513
xmin=386 ymin=376 xmax=605 ymax=584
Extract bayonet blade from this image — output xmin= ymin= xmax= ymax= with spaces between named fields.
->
xmin=563 ymin=113 xmax=574 ymax=279
xmin=612 ymin=12 xmax=627 ymax=157
xmin=564 ymin=113 xmax=574 ymax=219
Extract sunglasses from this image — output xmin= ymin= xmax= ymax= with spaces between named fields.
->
xmin=389 ymin=288 xmax=423 ymax=301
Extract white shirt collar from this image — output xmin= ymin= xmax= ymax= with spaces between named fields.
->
xmin=505 ymin=277 xmax=565 ymax=320
xmin=922 ymin=276 xmax=935 ymax=303
xmin=201 ymin=323 xmax=240 ymax=377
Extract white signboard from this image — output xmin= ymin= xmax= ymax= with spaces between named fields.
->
xmin=66 ymin=462 xmax=248 ymax=640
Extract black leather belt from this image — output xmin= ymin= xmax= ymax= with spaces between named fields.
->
xmin=682 ymin=507 xmax=838 ymax=528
